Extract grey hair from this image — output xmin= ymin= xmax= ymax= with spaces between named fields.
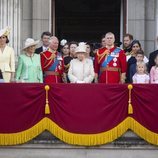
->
xmin=49 ymin=36 xmax=59 ymax=43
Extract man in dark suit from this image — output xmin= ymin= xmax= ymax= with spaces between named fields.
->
xmin=123 ymin=33 xmax=133 ymax=55
xmin=35 ymin=31 xmax=52 ymax=54
xmin=148 ymin=37 xmax=158 ymax=72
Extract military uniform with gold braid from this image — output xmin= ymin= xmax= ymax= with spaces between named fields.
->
xmin=94 ymin=46 xmax=127 ymax=83
xmin=40 ymin=48 xmax=64 ymax=83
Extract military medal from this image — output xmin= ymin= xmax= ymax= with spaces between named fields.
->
xmin=113 ymin=57 xmax=117 ymax=62
xmin=58 ymin=65 xmax=61 ymax=70
xmin=113 ymin=63 xmax=117 ymax=67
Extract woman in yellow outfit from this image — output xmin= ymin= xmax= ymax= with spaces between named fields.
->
xmin=0 ymin=27 xmax=15 ymax=82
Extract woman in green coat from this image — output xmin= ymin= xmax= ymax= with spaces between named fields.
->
xmin=16 ymin=38 xmax=43 ymax=83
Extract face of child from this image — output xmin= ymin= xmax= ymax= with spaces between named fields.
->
xmin=136 ymin=54 xmax=144 ymax=62
xmin=155 ymin=56 xmax=158 ymax=65
xmin=137 ymin=64 xmax=145 ymax=74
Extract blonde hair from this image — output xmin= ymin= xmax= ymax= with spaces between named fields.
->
xmin=136 ymin=61 xmax=148 ymax=74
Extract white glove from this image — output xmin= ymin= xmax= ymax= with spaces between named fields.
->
xmin=76 ymin=80 xmax=85 ymax=83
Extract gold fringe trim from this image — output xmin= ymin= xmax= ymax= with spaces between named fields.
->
xmin=1 ymin=117 xmax=158 ymax=146
xmin=0 ymin=118 xmax=129 ymax=146
xmin=46 ymin=118 xmax=129 ymax=146
xmin=0 ymin=118 xmax=47 ymax=145
xmin=129 ymin=117 xmax=158 ymax=145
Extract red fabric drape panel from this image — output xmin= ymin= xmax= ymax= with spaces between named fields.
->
xmin=0 ymin=83 xmax=45 ymax=132
xmin=131 ymin=84 xmax=158 ymax=133
xmin=48 ymin=84 xmax=128 ymax=134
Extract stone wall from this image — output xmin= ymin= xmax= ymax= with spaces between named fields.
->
xmin=127 ymin=0 xmax=157 ymax=56
xmin=20 ymin=0 xmax=51 ymax=54
xmin=2 ymin=0 xmax=158 ymax=57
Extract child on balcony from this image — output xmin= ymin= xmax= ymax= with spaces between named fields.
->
xmin=129 ymin=50 xmax=145 ymax=83
xmin=150 ymin=54 xmax=158 ymax=83
xmin=132 ymin=61 xmax=149 ymax=83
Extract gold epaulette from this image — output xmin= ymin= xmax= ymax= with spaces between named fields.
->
xmin=64 ymin=63 xmax=70 ymax=68
xmin=48 ymin=48 xmax=56 ymax=54
xmin=97 ymin=49 xmax=109 ymax=64
xmin=125 ymin=51 xmax=133 ymax=56
xmin=42 ymin=52 xmax=56 ymax=61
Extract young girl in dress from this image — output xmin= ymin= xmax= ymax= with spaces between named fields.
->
xmin=132 ymin=61 xmax=149 ymax=83
xmin=150 ymin=54 xmax=158 ymax=83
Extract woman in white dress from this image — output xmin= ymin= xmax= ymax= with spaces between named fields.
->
xmin=0 ymin=27 xmax=15 ymax=82
xmin=68 ymin=43 xmax=95 ymax=83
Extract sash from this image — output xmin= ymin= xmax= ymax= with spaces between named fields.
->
xmin=48 ymin=58 xmax=59 ymax=71
xmin=101 ymin=48 xmax=121 ymax=68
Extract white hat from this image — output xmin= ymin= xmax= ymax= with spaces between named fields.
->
xmin=23 ymin=38 xmax=39 ymax=50
xmin=75 ymin=42 xmax=87 ymax=53
xmin=0 ymin=26 xmax=11 ymax=37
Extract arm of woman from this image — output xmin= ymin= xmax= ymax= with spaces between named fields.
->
xmin=68 ymin=60 xmax=78 ymax=83
xmin=132 ymin=74 xmax=137 ymax=83
xmin=150 ymin=67 xmax=154 ymax=83
xmin=39 ymin=67 xmax=43 ymax=83
xmin=10 ymin=48 xmax=15 ymax=80
xmin=16 ymin=56 xmax=23 ymax=81
xmin=83 ymin=61 xmax=95 ymax=83
xmin=145 ymin=75 xmax=150 ymax=83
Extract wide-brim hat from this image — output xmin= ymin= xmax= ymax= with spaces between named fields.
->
xmin=23 ymin=38 xmax=39 ymax=50
xmin=75 ymin=42 xmax=87 ymax=53
xmin=0 ymin=26 xmax=11 ymax=37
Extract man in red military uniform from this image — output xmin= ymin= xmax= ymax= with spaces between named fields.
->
xmin=41 ymin=36 xmax=64 ymax=83
xmin=94 ymin=32 xmax=127 ymax=83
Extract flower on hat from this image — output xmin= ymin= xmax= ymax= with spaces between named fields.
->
xmin=75 ymin=42 xmax=87 ymax=53
xmin=0 ymin=26 xmax=11 ymax=37
xmin=60 ymin=39 xmax=67 ymax=46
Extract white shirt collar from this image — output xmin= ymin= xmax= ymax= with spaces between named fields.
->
xmin=42 ymin=46 xmax=48 ymax=51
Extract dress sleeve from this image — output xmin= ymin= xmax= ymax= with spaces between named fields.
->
xmin=132 ymin=74 xmax=137 ymax=83
xmin=10 ymin=47 xmax=15 ymax=72
xmin=68 ymin=60 xmax=78 ymax=83
xmin=83 ymin=61 xmax=95 ymax=83
xmin=150 ymin=67 xmax=154 ymax=83
xmin=145 ymin=74 xmax=150 ymax=83
xmin=16 ymin=56 xmax=23 ymax=80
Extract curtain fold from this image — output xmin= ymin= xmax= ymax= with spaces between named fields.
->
xmin=0 ymin=83 xmax=157 ymax=146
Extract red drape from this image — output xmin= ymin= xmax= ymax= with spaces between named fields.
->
xmin=0 ymin=83 xmax=158 ymax=146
